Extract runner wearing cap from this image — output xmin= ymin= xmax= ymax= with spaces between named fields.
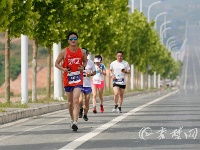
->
xmin=92 ymin=55 xmax=106 ymax=113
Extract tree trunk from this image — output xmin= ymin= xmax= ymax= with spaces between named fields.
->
xmin=32 ymin=39 xmax=38 ymax=101
xmin=5 ymin=29 xmax=10 ymax=103
xmin=46 ymin=46 xmax=52 ymax=99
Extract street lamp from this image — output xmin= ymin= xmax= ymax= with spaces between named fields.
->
xmin=168 ymin=40 xmax=176 ymax=50
xmin=131 ymin=0 xmax=134 ymax=13
xmin=169 ymin=43 xmax=177 ymax=51
xmin=148 ymin=0 xmax=165 ymax=22
xmin=140 ymin=0 xmax=142 ymax=12
xmin=166 ymin=36 xmax=176 ymax=49
xmin=131 ymin=0 xmax=142 ymax=12
xmin=154 ymin=11 xmax=167 ymax=29
xmin=159 ymin=20 xmax=171 ymax=44
xmin=161 ymin=27 xmax=171 ymax=44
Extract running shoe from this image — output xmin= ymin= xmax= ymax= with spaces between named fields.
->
xmin=100 ymin=104 xmax=104 ymax=113
xmin=117 ymin=107 xmax=122 ymax=113
xmin=112 ymin=104 xmax=118 ymax=112
xmin=83 ymin=115 xmax=88 ymax=121
xmin=112 ymin=108 xmax=117 ymax=112
xmin=93 ymin=107 xmax=97 ymax=113
xmin=71 ymin=122 xmax=78 ymax=131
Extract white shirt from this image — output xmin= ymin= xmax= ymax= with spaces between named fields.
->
xmin=83 ymin=59 xmax=96 ymax=87
xmin=110 ymin=60 xmax=130 ymax=85
xmin=92 ymin=64 xmax=106 ymax=84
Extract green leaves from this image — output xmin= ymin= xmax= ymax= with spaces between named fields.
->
xmin=0 ymin=0 xmax=179 ymax=78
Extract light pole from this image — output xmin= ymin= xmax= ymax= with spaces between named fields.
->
xmin=160 ymin=20 xmax=171 ymax=44
xmin=131 ymin=0 xmax=134 ymax=13
xmin=148 ymin=0 xmax=164 ymax=22
xmin=53 ymin=42 xmax=64 ymax=101
xmin=161 ymin=27 xmax=172 ymax=44
xmin=166 ymin=36 xmax=176 ymax=49
xmin=171 ymin=47 xmax=179 ymax=61
xmin=130 ymin=0 xmax=135 ymax=90
xmin=21 ymin=35 xmax=28 ymax=104
xmin=169 ymin=43 xmax=177 ymax=51
xmin=168 ymin=40 xmax=176 ymax=50
xmin=154 ymin=11 xmax=167 ymax=29
xmin=140 ymin=0 xmax=142 ymax=12
xmin=147 ymin=0 xmax=165 ymax=89
xmin=131 ymin=0 xmax=142 ymax=12
xmin=168 ymin=41 xmax=176 ymax=51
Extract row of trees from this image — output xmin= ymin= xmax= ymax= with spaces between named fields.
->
xmin=0 ymin=0 xmax=181 ymax=103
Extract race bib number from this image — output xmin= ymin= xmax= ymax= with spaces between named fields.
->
xmin=67 ymin=71 xmax=81 ymax=84
xmin=93 ymin=74 xmax=101 ymax=84
xmin=114 ymin=78 xmax=125 ymax=84
xmin=93 ymin=78 xmax=101 ymax=84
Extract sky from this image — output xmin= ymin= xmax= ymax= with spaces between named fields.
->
xmin=130 ymin=0 xmax=200 ymax=24
xmin=129 ymin=0 xmax=200 ymax=46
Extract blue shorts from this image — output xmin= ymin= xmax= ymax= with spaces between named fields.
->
xmin=81 ymin=87 xmax=92 ymax=94
xmin=64 ymin=85 xmax=83 ymax=92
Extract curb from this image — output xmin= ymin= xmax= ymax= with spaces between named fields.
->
xmin=0 ymin=90 xmax=156 ymax=125
xmin=0 ymin=102 xmax=68 ymax=125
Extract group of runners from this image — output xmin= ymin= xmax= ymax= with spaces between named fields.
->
xmin=55 ymin=32 xmax=130 ymax=131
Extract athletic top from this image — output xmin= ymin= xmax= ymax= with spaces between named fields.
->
xmin=62 ymin=47 xmax=83 ymax=87
xmin=92 ymin=63 xmax=106 ymax=84
xmin=83 ymin=59 xmax=96 ymax=87
xmin=110 ymin=60 xmax=130 ymax=85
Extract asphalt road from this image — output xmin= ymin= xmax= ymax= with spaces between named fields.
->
xmin=0 ymin=25 xmax=200 ymax=150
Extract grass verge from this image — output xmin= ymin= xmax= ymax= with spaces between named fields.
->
xmin=0 ymin=102 xmax=28 ymax=108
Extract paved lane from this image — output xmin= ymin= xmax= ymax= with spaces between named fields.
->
xmin=1 ymin=25 xmax=200 ymax=150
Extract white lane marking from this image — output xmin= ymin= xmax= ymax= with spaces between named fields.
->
xmin=0 ymin=92 xmax=153 ymax=129
xmin=0 ymin=92 xmax=158 ymax=141
xmin=59 ymin=90 xmax=179 ymax=150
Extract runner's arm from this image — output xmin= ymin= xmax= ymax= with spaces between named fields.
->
xmin=82 ymin=50 xmax=87 ymax=67
xmin=55 ymin=50 xmax=67 ymax=72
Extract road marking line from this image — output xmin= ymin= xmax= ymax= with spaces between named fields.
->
xmin=59 ymin=90 xmax=179 ymax=150
xmin=0 ymin=92 xmax=152 ymax=129
xmin=0 ymin=92 xmax=158 ymax=141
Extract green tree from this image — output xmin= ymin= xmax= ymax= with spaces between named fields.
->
xmin=0 ymin=0 xmax=34 ymax=103
xmin=32 ymin=0 xmax=68 ymax=99
xmin=29 ymin=0 xmax=69 ymax=100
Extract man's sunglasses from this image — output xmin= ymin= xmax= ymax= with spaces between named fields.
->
xmin=69 ymin=37 xmax=78 ymax=41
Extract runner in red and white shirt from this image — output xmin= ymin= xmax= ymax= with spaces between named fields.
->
xmin=55 ymin=32 xmax=87 ymax=131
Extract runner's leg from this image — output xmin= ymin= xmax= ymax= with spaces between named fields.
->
xmin=118 ymin=88 xmax=125 ymax=107
xmin=66 ymin=91 xmax=73 ymax=120
xmin=98 ymin=87 xmax=104 ymax=105
xmin=79 ymin=93 xmax=83 ymax=118
xmin=92 ymin=84 xmax=97 ymax=107
xmin=113 ymin=86 xmax=119 ymax=105
xmin=73 ymin=87 xmax=82 ymax=122
xmin=84 ymin=93 xmax=90 ymax=115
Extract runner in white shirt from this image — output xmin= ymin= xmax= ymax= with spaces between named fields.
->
xmin=92 ymin=55 xmax=106 ymax=113
xmin=110 ymin=51 xmax=130 ymax=113
xmin=79 ymin=48 xmax=96 ymax=121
